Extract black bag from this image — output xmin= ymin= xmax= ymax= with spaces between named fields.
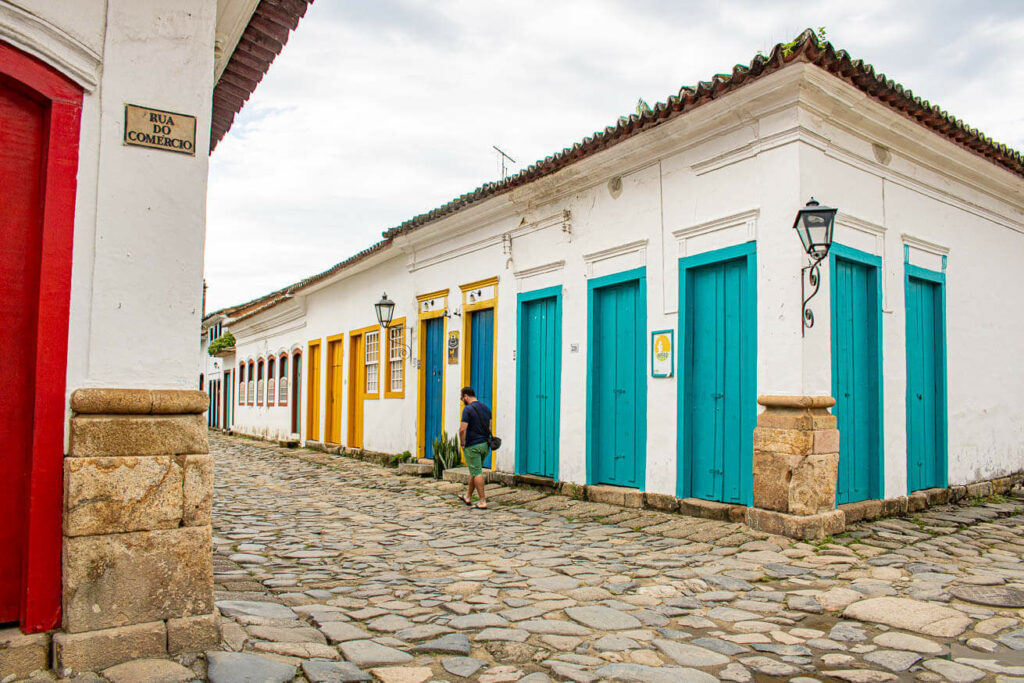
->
xmin=472 ymin=402 xmax=501 ymax=451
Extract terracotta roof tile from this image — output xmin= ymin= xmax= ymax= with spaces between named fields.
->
xmin=381 ymin=29 xmax=1023 ymax=240
xmin=210 ymin=0 xmax=313 ymax=151
xmin=213 ymin=29 xmax=1023 ymax=323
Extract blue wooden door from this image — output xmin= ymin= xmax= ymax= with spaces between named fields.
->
xmin=469 ymin=308 xmax=494 ymax=468
xmin=225 ymin=372 xmax=232 ymax=429
xmin=517 ymin=290 xmax=561 ymax=478
xmin=423 ymin=317 xmax=444 ymax=459
xmin=831 ymin=246 xmax=883 ymax=504
xmin=589 ymin=272 xmax=645 ymax=488
xmin=906 ymin=269 xmax=946 ymax=492
xmin=681 ymin=245 xmax=755 ymax=504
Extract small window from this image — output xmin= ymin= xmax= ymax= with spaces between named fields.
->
xmin=365 ymin=331 xmax=379 ymax=394
xmin=248 ymin=361 xmax=255 ymax=404
xmin=279 ymin=355 xmax=288 ymax=405
xmin=257 ymin=359 xmax=265 ymax=405
xmin=267 ymin=357 xmax=276 ymax=406
xmin=238 ymin=364 xmax=245 ymax=405
xmin=386 ymin=324 xmax=404 ymax=397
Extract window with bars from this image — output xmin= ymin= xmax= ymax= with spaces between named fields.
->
xmin=365 ymin=331 xmax=379 ymax=394
xmin=279 ymin=355 xmax=288 ymax=405
xmin=267 ymin=357 xmax=276 ymax=406
xmin=256 ymin=360 xmax=264 ymax=404
xmin=388 ymin=325 xmax=403 ymax=394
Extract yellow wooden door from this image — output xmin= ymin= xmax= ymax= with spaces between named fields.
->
xmin=306 ymin=341 xmax=321 ymax=441
xmin=325 ymin=336 xmax=344 ymax=443
xmin=347 ymin=334 xmax=365 ymax=448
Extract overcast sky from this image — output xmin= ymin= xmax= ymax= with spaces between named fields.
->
xmin=205 ymin=0 xmax=1024 ymax=312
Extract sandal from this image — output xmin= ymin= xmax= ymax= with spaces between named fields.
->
xmin=456 ymin=494 xmax=472 ymax=506
xmin=473 ymin=503 xmax=489 ymax=510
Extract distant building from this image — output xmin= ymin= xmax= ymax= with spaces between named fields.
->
xmin=208 ymin=31 xmax=1024 ymax=513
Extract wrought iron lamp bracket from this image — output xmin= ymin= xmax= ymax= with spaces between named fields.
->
xmin=801 ymin=252 xmax=826 ymax=337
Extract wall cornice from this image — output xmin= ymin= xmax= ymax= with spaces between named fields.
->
xmin=0 ymin=4 xmax=100 ymax=92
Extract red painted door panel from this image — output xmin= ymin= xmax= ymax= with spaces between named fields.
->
xmin=0 ymin=77 xmax=45 ymax=624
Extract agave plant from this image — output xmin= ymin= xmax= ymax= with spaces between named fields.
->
xmin=431 ymin=432 xmax=462 ymax=479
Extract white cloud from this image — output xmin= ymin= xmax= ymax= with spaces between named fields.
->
xmin=205 ymin=0 xmax=1024 ymax=312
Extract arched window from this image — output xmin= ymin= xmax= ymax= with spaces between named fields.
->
xmin=267 ymin=357 xmax=276 ymax=406
xmin=279 ymin=354 xmax=288 ymax=406
xmin=256 ymin=359 xmax=265 ymax=405
xmin=247 ymin=361 xmax=255 ymax=405
xmin=238 ymin=363 xmax=245 ymax=405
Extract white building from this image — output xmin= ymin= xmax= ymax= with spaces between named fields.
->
xmin=0 ymin=0 xmax=310 ymax=669
xmin=207 ymin=32 xmax=1024 ymax=512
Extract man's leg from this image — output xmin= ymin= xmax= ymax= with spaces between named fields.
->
xmin=464 ymin=476 xmax=475 ymax=504
xmin=474 ymin=474 xmax=487 ymax=507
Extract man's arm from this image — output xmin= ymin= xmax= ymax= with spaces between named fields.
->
xmin=459 ymin=420 xmax=468 ymax=448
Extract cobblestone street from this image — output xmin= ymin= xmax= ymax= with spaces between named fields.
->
xmin=191 ymin=433 xmax=1024 ymax=683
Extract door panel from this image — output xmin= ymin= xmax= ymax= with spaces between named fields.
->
xmin=0 ymin=79 xmax=45 ymax=622
xmin=906 ymin=274 xmax=946 ymax=492
xmin=348 ymin=335 xmax=364 ymax=448
xmin=423 ymin=318 xmax=444 ymax=459
xmin=224 ymin=372 xmax=232 ymax=429
xmin=325 ymin=338 xmax=343 ymax=444
xmin=591 ymin=278 xmax=643 ymax=487
xmin=684 ymin=253 xmax=754 ymax=504
xmin=469 ymin=309 xmax=494 ymax=468
xmin=518 ymin=294 xmax=560 ymax=478
xmin=292 ymin=354 xmax=301 ymax=434
xmin=306 ymin=343 xmax=321 ymax=441
xmin=832 ymin=251 xmax=882 ymax=504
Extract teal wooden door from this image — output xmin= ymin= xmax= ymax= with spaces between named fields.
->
xmin=469 ymin=308 xmax=494 ymax=468
xmin=831 ymin=245 xmax=883 ymax=504
xmin=423 ymin=317 xmax=444 ymax=459
xmin=679 ymin=243 xmax=756 ymax=504
xmin=516 ymin=288 xmax=561 ymax=478
xmin=588 ymin=269 xmax=646 ymax=488
xmin=906 ymin=266 xmax=947 ymax=492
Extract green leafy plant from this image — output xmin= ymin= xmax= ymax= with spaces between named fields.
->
xmin=388 ymin=451 xmax=414 ymax=467
xmin=431 ymin=432 xmax=461 ymax=479
xmin=207 ymin=330 xmax=236 ymax=356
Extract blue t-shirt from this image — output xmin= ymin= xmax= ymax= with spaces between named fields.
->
xmin=461 ymin=401 xmax=491 ymax=448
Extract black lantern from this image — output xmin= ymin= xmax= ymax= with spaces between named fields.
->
xmin=374 ymin=292 xmax=395 ymax=329
xmin=795 ymin=198 xmax=838 ymax=336
xmin=793 ymin=198 xmax=837 ymax=260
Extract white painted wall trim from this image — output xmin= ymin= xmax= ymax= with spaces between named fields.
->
xmin=0 ymin=3 xmax=101 ymax=91
xmin=513 ymin=260 xmax=565 ymax=280
xmin=583 ymin=238 xmax=648 ymax=279
xmin=901 ymin=233 xmax=950 ymax=256
xmin=673 ymin=208 xmax=759 ymax=257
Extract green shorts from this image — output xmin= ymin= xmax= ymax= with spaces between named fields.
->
xmin=463 ymin=442 xmax=488 ymax=478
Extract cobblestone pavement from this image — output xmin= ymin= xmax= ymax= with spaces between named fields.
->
xmin=198 ymin=434 xmax=1024 ymax=683
xmin=23 ymin=433 xmax=1024 ymax=682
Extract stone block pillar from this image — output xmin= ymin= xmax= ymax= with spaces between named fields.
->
xmin=745 ymin=395 xmax=846 ymax=540
xmin=53 ymin=389 xmax=219 ymax=672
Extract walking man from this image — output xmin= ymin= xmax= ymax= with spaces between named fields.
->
xmin=459 ymin=386 xmax=491 ymax=509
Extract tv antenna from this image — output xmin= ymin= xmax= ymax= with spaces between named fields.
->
xmin=493 ymin=145 xmax=516 ymax=180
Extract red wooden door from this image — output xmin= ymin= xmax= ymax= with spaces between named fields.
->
xmin=0 ymin=77 xmax=45 ymax=624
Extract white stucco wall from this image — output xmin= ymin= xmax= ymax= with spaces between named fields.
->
xmin=215 ymin=64 xmax=1024 ymax=499
xmin=3 ymin=2 xmax=218 ymax=400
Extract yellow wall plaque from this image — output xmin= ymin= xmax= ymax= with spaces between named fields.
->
xmin=124 ymin=104 xmax=196 ymax=155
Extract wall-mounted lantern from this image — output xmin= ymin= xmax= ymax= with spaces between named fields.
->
xmin=373 ymin=292 xmax=418 ymax=361
xmin=374 ymin=292 xmax=396 ymax=329
xmin=794 ymin=198 xmax=838 ymax=336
